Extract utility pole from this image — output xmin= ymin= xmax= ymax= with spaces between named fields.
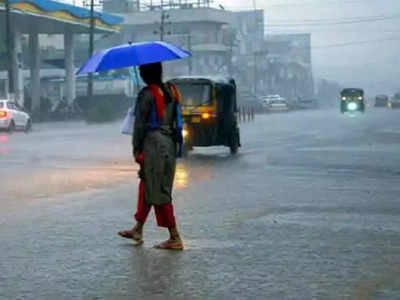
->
xmin=187 ymin=33 xmax=192 ymax=75
xmin=228 ymin=38 xmax=233 ymax=77
xmin=253 ymin=0 xmax=257 ymax=95
xmin=254 ymin=52 xmax=258 ymax=95
xmin=5 ymin=0 xmax=14 ymax=97
xmin=87 ymin=0 xmax=95 ymax=98
xmin=227 ymin=28 xmax=237 ymax=78
xmin=154 ymin=0 xmax=170 ymax=42
xmin=160 ymin=11 xmax=170 ymax=41
xmin=160 ymin=0 xmax=165 ymax=41
xmin=84 ymin=0 xmax=100 ymax=98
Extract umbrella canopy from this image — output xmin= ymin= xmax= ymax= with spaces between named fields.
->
xmin=77 ymin=41 xmax=191 ymax=75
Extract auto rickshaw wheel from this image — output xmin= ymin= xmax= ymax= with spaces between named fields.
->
xmin=230 ymin=131 xmax=240 ymax=155
xmin=183 ymin=142 xmax=193 ymax=157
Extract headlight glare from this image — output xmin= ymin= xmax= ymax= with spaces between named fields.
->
xmin=182 ymin=129 xmax=189 ymax=138
xmin=347 ymin=102 xmax=358 ymax=111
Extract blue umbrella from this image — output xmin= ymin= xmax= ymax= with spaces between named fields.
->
xmin=77 ymin=41 xmax=191 ymax=75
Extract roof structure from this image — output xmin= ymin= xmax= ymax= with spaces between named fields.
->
xmin=0 ymin=0 xmax=123 ymax=33
xmin=168 ymin=75 xmax=234 ymax=85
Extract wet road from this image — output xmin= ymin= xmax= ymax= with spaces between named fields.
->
xmin=1 ymin=108 xmax=400 ymax=299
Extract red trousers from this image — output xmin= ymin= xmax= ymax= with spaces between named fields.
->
xmin=134 ymin=180 xmax=176 ymax=228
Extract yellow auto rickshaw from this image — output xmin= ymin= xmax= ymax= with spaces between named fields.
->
xmin=168 ymin=76 xmax=241 ymax=154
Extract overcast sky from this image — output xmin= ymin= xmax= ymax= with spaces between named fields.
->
xmin=216 ymin=0 xmax=400 ymax=95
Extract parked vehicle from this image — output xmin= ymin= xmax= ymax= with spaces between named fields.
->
xmin=375 ymin=94 xmax=389 ymax=107
xmin=260 ymin=94 xmax=281 ymax=109
xmin=0 ymin=99 xmax=32 ymax=132
xmin=268 ymin=98 xmax=289 ymax=112
xmin=168 ymin=76 xmax=240 ymax=154
xmin=388 ymin=93 xmax=400 ymax=109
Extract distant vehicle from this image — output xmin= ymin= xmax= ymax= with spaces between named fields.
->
xmin=0 ymin=100 xmax=32 ymax=132
xmin=268 ymin=98 xmax=289 ymax=112
xmin=340 ymin=88 xmax=365 ymax=113
xmin=375 ymin=94 xmax=389 ymax=107
xmin=298 ymin=98 xmax=318 ymax=109
xmin=260 ymin=94 xmax=281 ymax=108
xmin=388 ymin=93 xmax=400 ymax=109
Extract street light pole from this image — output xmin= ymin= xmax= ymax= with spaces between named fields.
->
xmin=5 ymin=0 xmax=15 ymax=97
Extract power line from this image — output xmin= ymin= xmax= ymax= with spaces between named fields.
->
xmin=267 ymin=14 xmax=400 ymax=23
xmin=216 ymin=0 xmax=371 ymax=10
xmin=312 ymin=37 xmax=400 ymax=50
xmin=266 ymin=15 xmax=400 ymax=27
xmin=264 ymin=37 xmax=400 ymax=53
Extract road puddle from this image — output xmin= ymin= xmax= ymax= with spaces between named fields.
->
xmin=1 ymin=161 xmax=137 ymax=201
xmin=183 ymin=238 xmax=236 ymax=250
xmin=175 ymin=163 xmax=189 ymax=189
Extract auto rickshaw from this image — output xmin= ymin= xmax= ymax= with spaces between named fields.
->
xmin=340 ymin=88 xmax=365 ymax=113
xmin=168 ymin=76 xmax=241 ymax=154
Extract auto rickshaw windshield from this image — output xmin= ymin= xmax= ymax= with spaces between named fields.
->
xmin=341 ymin=89 xmax=363 ymax=97
xmin=175 ymin=83 xmax=212 ymax=106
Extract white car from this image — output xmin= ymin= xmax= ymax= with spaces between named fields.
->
xmin=0 ymin=100 xmax=32 ymax=132
xmin=260 ymin=95 xmax=281 ymax=108
xmin=269 ymin=98 xmax=289 ymax=112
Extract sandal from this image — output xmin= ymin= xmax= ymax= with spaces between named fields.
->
xmin=154 ymin=239 xmax=184 ymax=251
xmin=118 ymin=228 xmax=143 ymax=243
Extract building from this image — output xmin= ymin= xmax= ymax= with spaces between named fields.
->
xmin=103 ymin=0 xmax=234 ymax=78
xmin=264 ymin=34 xmax=314 ymax=100
xmin=230 ymin=10 xmax=266 ymax=95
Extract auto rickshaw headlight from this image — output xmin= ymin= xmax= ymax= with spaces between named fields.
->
xmin=182 ymin=129 xmax=189 ymax=138
xmin=201 ymin=112 xmax=211 ymax=120
xmin=347 ymin=102 xmax=358 ymax=111
xmin=358 ymin=96 xmax=363 ymax=100
xmin=342 ymin=97 xmax=347 ymax=101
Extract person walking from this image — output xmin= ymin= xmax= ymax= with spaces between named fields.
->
xmin=118 ymin=62 xmax=184 ymax=251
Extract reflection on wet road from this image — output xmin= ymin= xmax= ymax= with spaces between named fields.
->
xmin=2 ymin=109 xmax=400 ymax=299
xmin=175 ymin=163 xmax=189 ymax=189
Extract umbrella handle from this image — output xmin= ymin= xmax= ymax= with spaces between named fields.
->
xmin=129 ymin=66 xmax=141 ymax=106
xmin=133 ymin=67 xmax=140 ymax=94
